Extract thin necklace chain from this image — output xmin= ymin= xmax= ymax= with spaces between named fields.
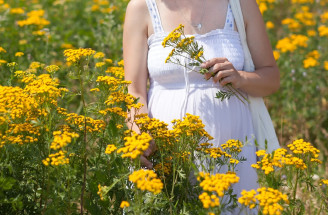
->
xmin=174 ymin=0 xmax=206 ymax=32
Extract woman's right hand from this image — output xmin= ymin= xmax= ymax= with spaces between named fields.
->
xmin=140 ymin=139 xmax=157 ymax=169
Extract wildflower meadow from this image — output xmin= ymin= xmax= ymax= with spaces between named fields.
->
xmin=0 ymin=0 xmax=327 ymax=214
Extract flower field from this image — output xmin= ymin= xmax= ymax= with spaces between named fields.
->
xmin=0 ymin=0 xmax=327 ymax=214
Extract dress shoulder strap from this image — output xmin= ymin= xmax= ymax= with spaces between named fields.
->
xmin=145 ymin=0 xmax=164 ymax=34
xmin=223 ymin=3 xmax=235 ymax=31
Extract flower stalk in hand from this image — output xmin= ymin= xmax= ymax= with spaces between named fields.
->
xmin=162 ymin=24 xmax=249 ymax=104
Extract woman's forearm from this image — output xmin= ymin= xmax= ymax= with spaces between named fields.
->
xmin=239 ymin=65 xmax=280 ymax=97
xmin=126 ymin=89 xmax=149 ymax=134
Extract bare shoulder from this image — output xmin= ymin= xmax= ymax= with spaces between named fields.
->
xmin=126 ymin=0 xmax=148 ymax=14
xmin=125 ymin=0 xmax=150 ymax=33
xmin=239 ymin=0 xmax=263 ymax=27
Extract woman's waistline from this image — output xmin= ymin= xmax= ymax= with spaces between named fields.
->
xmin=149 ymin=82 xmax=222 ymax=90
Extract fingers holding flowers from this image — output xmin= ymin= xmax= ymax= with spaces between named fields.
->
xmin=141 ymin=139 xmax=157 ymax=169
xmin=201 ymin=58 xmax=244 ymax=89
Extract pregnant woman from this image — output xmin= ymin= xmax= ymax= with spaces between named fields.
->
xmin=123 ymin=0 xmax=280 ymax=212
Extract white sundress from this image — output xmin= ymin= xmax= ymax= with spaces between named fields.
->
xmin=145 ymin=0 xmax=259 ymax=212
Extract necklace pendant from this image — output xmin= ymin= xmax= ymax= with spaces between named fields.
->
xmin=196 ymin=23 xmax=202 ymax=30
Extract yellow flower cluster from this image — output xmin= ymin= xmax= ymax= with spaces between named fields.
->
xmin=105 ymin=91 xmax=142 ymax=110
xmin=193 ymin=50 xmax=203 ymax=61
xmin=65 ymin=113 xmax=106 ymax=133
xmin=135 ymin=114 xmax=171 ymax=140
xmin=50 ymin=130 xmax=79 ymax=150
xmin=257 ymin=187 xmax=288 ymax=215
xmin=90 ymin=88 xmax=100 ymax=92
xmin=42 ymin=150 xmax=69 ymax=166
xmin=32 ymin=30 xmax=46 ymax=36
xmin=303 ymin=50 xmax=320 ymax=68
xmin=287 ymin=139 xmax=320 ymax=158
xmin=15 ymin=70 xmax=36 ymax=84
xmin=91 ymin=0 xmax=117 ymax=13
xmin=117 ymin=132 xmax=152 ymax=159
xmin=239 ymin=188 xmax=288 ymax=215
xmin=94 ymin=52 xmax=105 ymax=59
xmin=7 ymin=62 xmax=17 ymax=67
xmin=238 ymin=189 xmax=257 ymax=209
xmin=276 ymin=34 xmax=308 ymax=53
xmin=162 ymin=24 xmax=184 ymax=48
xmin=105 ymin=66 xmax=124 ymax=79
xmin=165 ymin=48 xmax=175 ymax=63
xmin=45 ymin=65 xmax=60 ymax=73
xmin=197 ymin=172 xmax=239 ymax=208
xmin=29 ymin=61 xmax=43 ymax=69
xmin=24 ymin=74 xmax=67 ymax=106
xmin=0 ymin=47 xmax=6 ymax=53
xmin=128 ymin=169 xmax=163 ymax=194
xmin=63 ymin=48 xmax=96 ymax=63
xmin=176 ymin=150 xmax=191 ymax=161
xmin=118 ymin=60 xmax=124 ymax=66
xmin=61 ymin=43 xmax=74 ymax=49
xmin=291 ymin=0 xmax=313 ymax=3
xmin=294 ymin=6 xmax=315 ymax=26
xmin=318 ymin=25 xmax=328 ymax=37
xmin=96 ymin=76 xmax=131 ymax=90
xmin=100 ymin=107 xmax=128 ymax=117
xmin=0 ymin=59 xmax=7 ymax=65
xmin=0 ymin=85 xmax=50 ymax=123
xmin=176 ymin=37 xmax=195 ymax=48
xmin=17 ymin=10 xmax=50 ymax=28
xmin=199 ymin=192 xmax=220 ymax=208
xmin=198 ymin=172 xmax=240 ymax=196
xmin=105 ymin=144 xmax=117 ymax=155
xmin=95 ymin=62 xmax=105 ymax=68
xmin=10 ymin=8 xmax=25 ymax=14
xmin=200 ymin=146 xmax=231 ymax=159
xmin=15 ymin=52 xmax=24 ymax=57
xmin=97 ymin=184 xmax=107 ymax=200
xmin=0 ymin=123 xmax=40 ymax=147
xmin=266 ymin=21 xmax=274 ymax=29
xmin=321 ymin=12 xmax=328 ymax=23
xmin=154 ymin=162 xmax=172 ymax=176
xmin=120 ymin=201 xmax=130 ymax=208
xmin=252 ymin=148 xmax=309 ymax=174
xmin=171 ymin=113 xmax=213 ymax=140
xmin=282 ymin=18 xmax=301 ymax=31
xmin=221 ymin=139 xmax=243 ymax=153
xmin=320 ymin=179 xmax=328 ymax=186
xmin=256 ymin=0 xmax=275 ymax=14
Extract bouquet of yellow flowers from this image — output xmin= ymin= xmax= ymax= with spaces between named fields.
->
xmin=162 ymin=24 xmax=249 ymax=104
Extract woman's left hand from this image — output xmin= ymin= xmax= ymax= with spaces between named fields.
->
xmin=201 ymin=57 xmax=245 ymax=89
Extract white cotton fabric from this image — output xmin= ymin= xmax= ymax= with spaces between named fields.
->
xmin=145 ymin=0 xmax=259 ymax=212
xmin=230 ymin=0 xmax=280 ymax=153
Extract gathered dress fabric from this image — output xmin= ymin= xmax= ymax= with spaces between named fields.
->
xmin=145 ymin=0 xmax=258 ymax=212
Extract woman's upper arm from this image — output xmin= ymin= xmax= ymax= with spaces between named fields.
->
xmin=123 ymin=0 xmax=149 ymax=105
xmin=240 ymin=0 xmax=278 ymax=71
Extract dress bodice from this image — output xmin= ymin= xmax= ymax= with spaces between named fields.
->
xmin=146 ymin=0 xmax=245 ymax=90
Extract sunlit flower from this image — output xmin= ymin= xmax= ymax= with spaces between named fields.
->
xmin=120 ymin=201 xmax=130 ymax=208
xmin=15 ymin=52 xmax=24 ymax=57
xmin=129 ymin=169 xmax=163 ymax=194
xmin=117 ymin=132 xmax=152 ymax=159
xmin=266 ymin=21 xmax=274 ymax=29
xmin=45 ymin=65 xmax=60 ymax=73
xmin=105 ymin=144 xmax=117 ymax=154
xmin=64 ymin=48 xmax=96 ymax=63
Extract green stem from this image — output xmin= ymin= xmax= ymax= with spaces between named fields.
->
xmin=317 ymin=195 xmax=324 ymax=215
xmin=168 ymin=60 xmax=200 ymax=73
xmin=292 ymin=169 xmax=299 ymax=215
xmin=79 ymin=66 xmax=88 ymax=215
xmin=226 ymin=84 xmax=250 ymax=104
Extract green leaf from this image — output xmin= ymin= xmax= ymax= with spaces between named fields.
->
xmin=0 ymin=177 xmax=16 ymax=191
